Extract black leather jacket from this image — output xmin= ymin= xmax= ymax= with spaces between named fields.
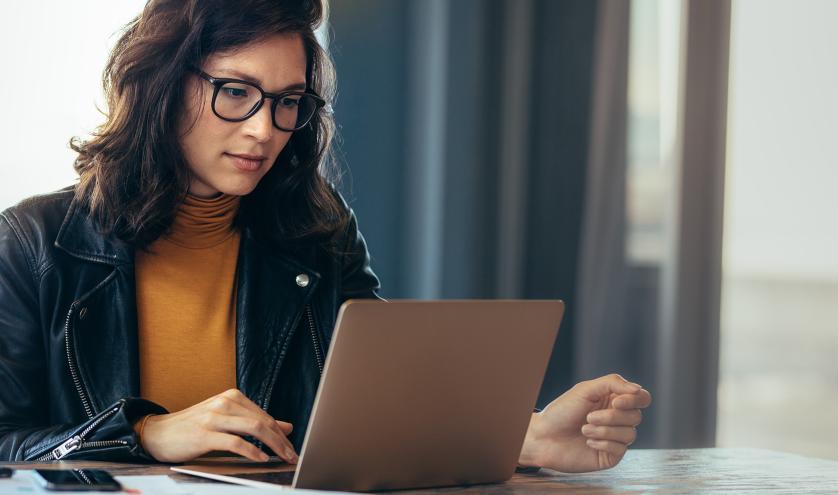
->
xmin=0 ymin=186 xmax=380 ymax=462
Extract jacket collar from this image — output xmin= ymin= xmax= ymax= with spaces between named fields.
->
xmin=54 ymin=196 xmax=133 ymax=266
xmin=53 ymin=195 xmax=323 ymax=275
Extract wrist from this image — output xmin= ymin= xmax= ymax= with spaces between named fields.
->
xmin=133 ymin=414 xmax=157 ymax=448
xmin=517 ymin=412 xmax=545 ymax=468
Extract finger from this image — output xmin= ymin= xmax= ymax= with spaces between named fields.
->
xmin=581 ymin=425 xmax=637 ymax=445
xmin=574 ymin=374 xmax=642 ymax=403
xmin=612 ymin=389 xmax=652 ymax=410
xmin=213 ymin=390 xmax=298 ymax=458
xmin=219 ymin=389 xmax=277 ymax=419
xmin=276 ymin=420 xmax=294 ymax=435
xmin=224 ymin=391 xmax=296 ymax=439
xmin=587 ymin=408 xmax=642 ymax=427
xmin=208 ymin=432 xmax=270 ymax=462
xmin=211 ymin=414 xmax=298 ymax=463
xmin=585 ymin=439 xmax=628 ymax=459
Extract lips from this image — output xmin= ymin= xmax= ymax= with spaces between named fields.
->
xmin=226 ymin=153 xmax=266 ymax=172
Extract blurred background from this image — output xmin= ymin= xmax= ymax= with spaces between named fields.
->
xmin=1 ymin=0 xmax=836 ymax=458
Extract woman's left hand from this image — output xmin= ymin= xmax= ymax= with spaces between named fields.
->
xmin=518 ymin=374 xmax=652 ymax=473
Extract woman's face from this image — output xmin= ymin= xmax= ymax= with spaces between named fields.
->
xmin=178 ymin=33 xmax=307 ymax=198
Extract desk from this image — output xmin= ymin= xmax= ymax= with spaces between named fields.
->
xmin=4 ymin=448 xmax=838 ymax=493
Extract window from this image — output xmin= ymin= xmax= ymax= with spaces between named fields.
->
xmin=718 ymin=0 xmax=838 ymax=460
xmin=626 ymin=0 xmax=682 ymax=266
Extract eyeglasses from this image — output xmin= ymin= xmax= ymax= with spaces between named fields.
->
xmin=192 ymin=70 xmax=326 ymax=132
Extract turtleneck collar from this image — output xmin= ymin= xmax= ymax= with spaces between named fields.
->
xmin=164 ymin=193 xmax=241 ymax=249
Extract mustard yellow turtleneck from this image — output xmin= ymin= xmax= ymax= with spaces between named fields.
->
xmin=135 ymin=193 xmax=241 ymax=413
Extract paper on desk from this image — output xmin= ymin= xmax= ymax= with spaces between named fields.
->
xmin=127 ymin=476 xmax=353 ymax=494
xmin=1 ymin=470 xmax=134 ymax=494
xmin=116 ymin=475 xmax=183 ymax=494
xmin=121 ymin=476 xmax=271 ymax=494
xmin=0 ymin=471 xmax=253 ymax=495
xmin=0 ymin=471 xmax=344 ymax=495
xmin=0 ymin=471 xmax=36 ymax=494
xmin=0 ymin=471 xmax=166 ymax=495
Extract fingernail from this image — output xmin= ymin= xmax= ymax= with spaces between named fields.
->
xmin=581 ymin=424 xmax=594 ymax=435
xmin=586 ymin=413 xmax=596 ymax=423
xmin=260 ymin=453 xmax=270 ymax=462
xmin=629 ymin=382 xmax=642 ymax=390
xmin=586 ymin=439 xmax=596 ymax=448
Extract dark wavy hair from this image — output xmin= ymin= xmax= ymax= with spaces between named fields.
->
xmin=72 ymin=0 xmax=346 ymax=249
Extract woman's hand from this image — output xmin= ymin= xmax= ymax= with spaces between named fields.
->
xmin=518 ymin=374 xmax=652 ymax=473
xmin=138 ymin=388 xmax=297 ymax=464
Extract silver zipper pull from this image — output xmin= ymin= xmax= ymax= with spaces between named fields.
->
xmin=51 ymin=435 xmax=82 ymax=460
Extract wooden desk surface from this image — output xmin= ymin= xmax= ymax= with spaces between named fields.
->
xmin=4 ymin=448 xmax=838 ymax=493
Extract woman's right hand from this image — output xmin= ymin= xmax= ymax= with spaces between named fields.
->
xmin=138 ymin=388 xmax=298 ymax=463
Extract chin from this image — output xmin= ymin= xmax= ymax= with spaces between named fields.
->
xmin=201 ymin=184 xmax=251 ymax=198
xmin=214 ymin=176 xmax=265 ymax=197
xmin=221 ymin=185 xmax=259 ymax=197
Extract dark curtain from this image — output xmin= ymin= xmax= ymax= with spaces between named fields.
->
xmin=329 ymin=0 xmax=599 ymax=409
xmin=328 ymin=0 xmax=730 ymax=450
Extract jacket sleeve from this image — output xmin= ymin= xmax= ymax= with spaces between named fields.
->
xmin=335 ymin=197 xmax=382 ymax=302
xmin=0 ymin=212 xmax=166 ymax=462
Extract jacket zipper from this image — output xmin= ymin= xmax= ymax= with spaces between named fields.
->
xmin=64 ymin=301 xmax=94 ymax=419
xmin=307 ymin=305 xmax=324 ymax=375
xmin=260 ymin=304 xmax=323 ymax=412
xmin=33 ymin=405 xmax=126 ymax=461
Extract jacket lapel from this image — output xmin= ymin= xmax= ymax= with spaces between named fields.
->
xmin=54 ymin=198 xmax=140 ymax=413
xmin=235 ymin=228 xmax=321 ymax=408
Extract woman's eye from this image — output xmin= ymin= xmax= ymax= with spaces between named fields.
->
xmin=279 ymin=97 xmax=300 ymax=108
xmin=222 ymin=87 xmax=248 ymax=98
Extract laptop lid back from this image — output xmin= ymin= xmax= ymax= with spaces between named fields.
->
xmin=294 ymin=299 xmax=564 ymax=492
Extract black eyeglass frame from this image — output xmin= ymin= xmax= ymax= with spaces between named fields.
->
xmin=192 ymin=69 xmax=326 ymax=132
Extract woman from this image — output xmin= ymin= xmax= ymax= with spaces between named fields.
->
xmin=0 ymin=0 xmax=651 ymax=472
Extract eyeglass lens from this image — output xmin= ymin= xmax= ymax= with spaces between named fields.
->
xmin=214 ymin=81 xmax=318 ymax=130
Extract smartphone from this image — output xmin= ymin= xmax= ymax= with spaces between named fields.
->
xmin=33 ymin=469 xmax=122 ymax=491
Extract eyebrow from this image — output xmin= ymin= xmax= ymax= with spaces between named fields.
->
xmin=213 ymin=68 xmax=307 ymax=92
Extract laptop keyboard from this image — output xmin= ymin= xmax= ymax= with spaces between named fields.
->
xmin=227 ymin=471 xmax=295 ymax=485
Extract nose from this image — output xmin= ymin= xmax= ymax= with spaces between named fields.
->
xmin=242 ymin=99 xmax=275 ymax=143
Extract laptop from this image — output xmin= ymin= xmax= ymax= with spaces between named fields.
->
xmin=173 ymin=299 xmax=564 ymax=492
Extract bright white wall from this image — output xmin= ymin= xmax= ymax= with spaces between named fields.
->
xmin=0 ymin=2 xmax=147 ymax=211
xmin=725 ymin=0 xmax=838 ymax=281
